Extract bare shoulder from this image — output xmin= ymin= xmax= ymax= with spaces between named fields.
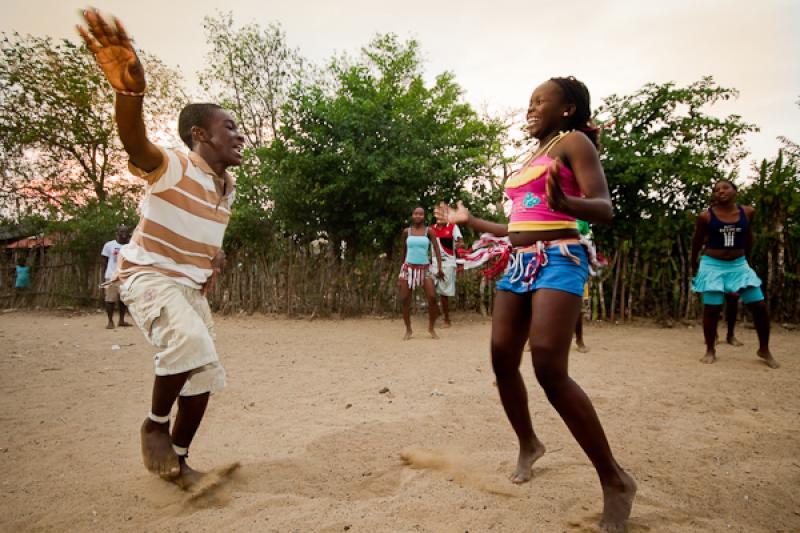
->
xmin=697 ymin=210 xmax=711 ymax=223
xmin=562 ymin=130 xmax=598 ymax=155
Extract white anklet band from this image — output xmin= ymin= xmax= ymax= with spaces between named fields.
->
xmin=148 ymin=412 xmax=170 ymax=424
xmin=172 ymin=444 xmax=188 ymax=457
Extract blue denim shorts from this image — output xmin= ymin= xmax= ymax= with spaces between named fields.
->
xmin=495 ymin=243 xmax=589 ymax=297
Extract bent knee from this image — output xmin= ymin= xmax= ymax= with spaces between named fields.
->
xmin=491 ymin=343 xmax=521 ymax=379
xmin=532 ymin=353 xmax=568 ymax=391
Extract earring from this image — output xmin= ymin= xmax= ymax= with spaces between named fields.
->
xmin=563 ymin=112 xmax=569 ymax=117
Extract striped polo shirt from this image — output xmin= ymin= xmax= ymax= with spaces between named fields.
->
xmin=116 ymin=147 xmax=235 ymax=289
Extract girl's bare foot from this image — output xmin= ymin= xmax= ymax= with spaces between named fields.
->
xmin=757 ymin=349 xmax=779 ymax=369
xmin=140 ymin=418 xmax=180 ymax=479
xmin=509 ymin=438 xmax=546 ymax=484
xmin=726 ymin=335 xmax=743 ymax=346
xmin=575 ymin=342 xmax=590 ymax=353
xmin=403 ymin=330 xmax=412 ymax=340
xmin=428 ymin=327 xmax=439 ymax=339
xmin=699 ymin=351 xmax=717 ymax=364
xmin=600 ymin=469 xmax=637 ymax=533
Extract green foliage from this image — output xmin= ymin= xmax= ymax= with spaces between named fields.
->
xmin=590 ymin=78 xmax=761 ymax=319
xmin=598 ymin=77 xmax=757 ymax=233
xmin=199 ymin=12 xmax=304 ymax=147
xmin=47 ymin=193 xmax=140 ymax=266
xmin=738 ymin=150 xmax=800 ymax=318
xmin=0 ymin=32 xmax=185 ymax=213
xmin=261 ymin=34 xmax=502 ymax=254
xmin=224 ymin=148 xmax=277 ymax=251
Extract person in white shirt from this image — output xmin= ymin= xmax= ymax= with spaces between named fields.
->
xmin=100 ymin=225 xmax=132 ymax=329
xmin=429 ymin=221 xmax=464 ymax=326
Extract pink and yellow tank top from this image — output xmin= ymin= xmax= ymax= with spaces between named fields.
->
xmin=505 ymin=136 xmax=582 ymax=232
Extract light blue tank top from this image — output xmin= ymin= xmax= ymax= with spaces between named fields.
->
xmin=405 ymin=230 xmax=430 ymax=265
xmin=16 ymin=265 xmax=31 ymax=288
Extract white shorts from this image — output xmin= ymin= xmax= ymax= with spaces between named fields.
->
xmin=120 ymin=273 xmax=225 ymax=396
xmin=432 ymin=262 xmax=457 ymax=297
xmin=103 ymin=280 xmax=121 ymax=303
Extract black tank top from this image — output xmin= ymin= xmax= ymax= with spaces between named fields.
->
xmin=706 ymin=205 xmax=748 ymax=249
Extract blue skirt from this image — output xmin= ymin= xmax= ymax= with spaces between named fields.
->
xmin=692 ymin=256 xmax=762 ymax=294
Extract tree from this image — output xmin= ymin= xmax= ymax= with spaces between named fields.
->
xmin=590 ymin=77 xmax=758 ymax=320
xmin=0 ymin=33 xmax=185 ymax=214
xmin=598 ymin=77 xmax=757 ymax=231
xmin=740 ymin=150 xmax=800 ymax=319
xmin=199 ymin=12 xmax=304 ymax=148
xmin=261 ymin=34 xmax=501 ymax=255
xmin=466 ymin=107 xmax=526 ymax=223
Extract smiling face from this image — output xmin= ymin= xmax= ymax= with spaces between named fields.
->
xmin=712 ymin=180 xmax=737 ymax=205
xmin=411 ymin=207 xmax=426 ymax=225
xmin=198 ymin=108 xmax=245 ymax=167
xmin=525 ymin=81 xmax=572 ymax=140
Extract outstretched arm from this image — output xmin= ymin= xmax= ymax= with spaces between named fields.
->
xmin=77 ymin=9 xmax=162 ymax=172
xmin=435 ymin=202 xmax=509 ymax=237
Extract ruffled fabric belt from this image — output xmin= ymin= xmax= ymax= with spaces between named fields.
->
xmin=458 ymin=234 xmax=586 ymax=285
xmin=400 ymin=263 xmax=429 ymax=289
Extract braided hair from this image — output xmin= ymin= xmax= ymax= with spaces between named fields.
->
xmin=178 ymin=103 xmax=223 ymax=149
xmin=549 ymin=76 xmax=600 ymax=149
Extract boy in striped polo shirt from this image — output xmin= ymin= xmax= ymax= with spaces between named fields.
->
xmin=79 ymin=10 xmax=245 ymax=488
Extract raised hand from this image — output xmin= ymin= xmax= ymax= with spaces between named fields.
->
xmin=546 ymin=158 xmax=569 ymax=213
xmin=434 ymin=201 xmax=470 ymax=225
xmin=77 ymin=9 xmax=146 ymax=95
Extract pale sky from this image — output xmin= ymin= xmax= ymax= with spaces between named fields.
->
xmin=5 ymin=0 xmax=799 ymax=176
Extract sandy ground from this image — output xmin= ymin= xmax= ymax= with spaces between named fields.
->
xmin=0 ymin=309 xmax=798 ymax=533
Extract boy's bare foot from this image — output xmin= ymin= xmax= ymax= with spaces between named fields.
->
xmin=509 ymin=438 xmax=546 ymax=484
xmin=174 ymin=457 xmax=206 ymax=490
xmin=106 ymin=321 xmax=115 ymax=329
xmin=757 ymin=349 xmax=779 ymax=369
xmin=119 ymin=320 xmax=132 ymax=327
xmin=575 ymin=342 xmax=590 ymax=353
xmin=699 ymin=351 xmax=717 ymax=364
xmin=403 ymin=330 xmax=412 ymax=341
xmin=726 ymin=335 xmax=743 ymax=346
xmin=428 ymin=327 xmax=439 ymax=340
xmin=140 ymin=418 xmax=180 ymax=479
xmin=441 ymin=319 xmax=452 ymax=328
xmin=600 ymin=469 xmax=637 ymax=533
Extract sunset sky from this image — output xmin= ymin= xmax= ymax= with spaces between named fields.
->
xmin=5 ymin=0 xmax=799 ymax=176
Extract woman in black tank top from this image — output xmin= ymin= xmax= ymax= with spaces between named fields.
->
xmin=690 ymin=180 xmax=778 ymax=368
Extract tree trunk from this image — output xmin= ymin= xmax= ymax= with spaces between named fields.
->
xmin=627 ymin=248 xmax=638 ymax=321
xmin=610 ymin=249 xmax=621 ymax=322
xmin=638 ymin=260 xmax=649 ymax=318
xmin=619 ymin=246 xmax=627 ymax=322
